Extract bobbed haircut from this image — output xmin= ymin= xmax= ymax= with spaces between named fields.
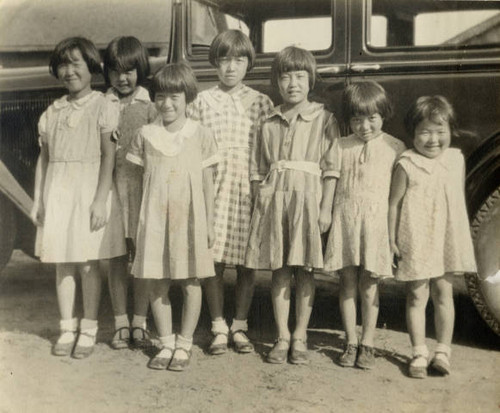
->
xmin=49 ymin=37 xmax=102 ymax=78
xmin=342 ymin=81 xmax=392 ymax=124
xmin=271 ymin=46 xmax=317 ymax=90
xmin=152 ymin=63 xmax=198 ymax=104
xmin=208 ymin=30 xmax=256 ymax=71
xmin=405 ymin=95 xmax=457 ymax=138
xmin=103 ymin=36 xmax=150 ymax=86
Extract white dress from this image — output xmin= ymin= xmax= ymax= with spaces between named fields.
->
xmin=35 ymin=91 xmax=126 ymax=263
xmin=395 ymin=148 xmax=477 ymax=281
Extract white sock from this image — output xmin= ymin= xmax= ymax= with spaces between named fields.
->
xmin=175 ymin=335 xmax=193 ymax=360
xmin=78 ymin=319 xmax=98 ymax=347
xmin=114 ymin=314 xmax=130 ymax=330
xmin=132 ymin=315 xmax=147 ymax=339
xmin=211 ymin=320 xmax=228 ymax=345
xmin=157 ymin=334 xmax=175 ymax=358
xmin=412 ymin=344 xmax=429 ymax=359
xmin=435 ymin=343 xmax=451 ymax=358
xmin=58 ymin=318 xmax=77 ymax=344
xmin=230 ymin=319 xmax=248 ymax=333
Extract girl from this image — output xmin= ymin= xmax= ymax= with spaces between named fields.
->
xmin=388 ymin=96 xmax=476 ymax=378
xmin=126 ymin=63 xmax=219 ymax=371
xmin=323 ymin=81 xmax=406 ymax=369
xmin=246 ymin=46 xmax=340 ymax=364
xmin=189 ymin=30 xmax=273 ymax=355
xmin=31 ymin=37 xmax=125 ymax=359
xmin=103 ymin=36 xmax=156 ymax=350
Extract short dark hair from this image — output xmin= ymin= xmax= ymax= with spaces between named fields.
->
xmin=152 ymin=63 xmax=198 ymax=104
xmin=49 ymin=37 xmax=102 ymax=78
xmin=342 ymin=81 xmax=392 ymax=124
xmin=208 ymin=30 xmax=255 ymax=71
xmin=405 ymin=95 xmax=457 ymax=137
xmin=103 ymin=36 xmax=150 ymax=86
xmin=271 ymin=46 xmax=317 ymax=90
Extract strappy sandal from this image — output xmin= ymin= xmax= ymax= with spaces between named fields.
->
xmin=430 ymin=352 xmax=451 ymax=375
xmin=72 ymin=331 xmax=96 ymax=359
xmin=266 ymin=337 xmax=290 ymax=364
xmin=131 ymin=327 xmax=152 ymax=349
xmin=408 ymin=354 xmax=428 ymax=379
xmin=148 ymin=347 xmax=174 ymax=370
xmin=208 ymin=332 xmax=228 ymax=355
xmin=52 ymin=330 xmax=77 ymax=357
xmin=110 ymin=327 xmax=130 ymax=350
xmin=289 ymin=338 xmax=309 ymax=365
xmin=231 ymin=330 xmax=254 ymax=354
xmin=168 ymin=348 xmax=192 ymax=372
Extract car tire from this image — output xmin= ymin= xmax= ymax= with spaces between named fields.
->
xmin=465 ymin=186 xmax=500 ymax=336
xmin=0 ymin=194 xmax=17 ymax=274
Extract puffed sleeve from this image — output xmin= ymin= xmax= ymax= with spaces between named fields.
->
xmin=187 ymin=96 xmax=201 ymax=122
xmin=200 ymin=126 xmax=220 ymax=169
xmin=98 ymin=97 xmax=120 ymax=133
xmin=126 ymin=128 xmax=145 ymax=167
xmin=320 ymin=112 xmax=341 ymax=179
xmin=37 ymin=109 xmax=48 ymax=147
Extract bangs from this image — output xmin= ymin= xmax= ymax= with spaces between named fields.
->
xmin=152 ymin=63 xmax=198 ymax=103
xmin=271 ymin=46 xmax=316 ymax=89
xmin=209 ymin=30 xmax=255 ymax=69
xmin=214 ymin=38 xmax=249 ymax=59
xmin=352 ymin=100 xmax=382 ymax=117
xmin=107 ymin=54 xmax=137 ymax=72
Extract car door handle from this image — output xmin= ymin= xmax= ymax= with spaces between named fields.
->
xmin=350 ymin=64 xmax=381 ymax=72
xmin=317 ymin=65 xmax=341 ymax=74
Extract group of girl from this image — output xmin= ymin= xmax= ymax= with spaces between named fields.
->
xmin=31 ymin=30 xmax=476 ymax=378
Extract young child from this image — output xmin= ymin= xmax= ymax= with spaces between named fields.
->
xmin=126 ymin=63 xmax=219 ymax=371
xmin=388 ymin=96 xmax=476 ymax=378
xmin=103 ymin=36 xmax=157 ymax=350
xmin=323 ymin=81 xmax=406 ymax=369
xmin=246 ymin=46 xmax=341 ymax=364
xmin=31 ymin=37 xmax=126 ymax=358
xmin=189 ymin=30 xmax=273 ymax=355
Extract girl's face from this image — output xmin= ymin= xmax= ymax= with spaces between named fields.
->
xmin=278 ymin=70 xmax=310 ymax=106
xmin=350 ymin=113 xmax=384 ymax=142
xmin=109 ymin=68 xmax=138 ymax=97
xmin=413 ymin=118 xmax=451 ymax=158
xmin=155 ymin=91 xmax=187 ymax=127
xmin=57 ymin=48 xmax=92 ymax=99
xmin=216 ymin=55 xmax=248 ymax=90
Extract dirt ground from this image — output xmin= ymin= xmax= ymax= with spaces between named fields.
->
xmin=0 ymin=251 xmax=499 ymax=413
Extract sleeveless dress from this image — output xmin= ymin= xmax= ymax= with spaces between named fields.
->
xmin=394 ymin=148 xmax=477 ymax=281
xmin=245 ymin=102 xmax=341 ymax=270
xmin=189 ymin=85 xmax=273 ymax=265
xmin=323 ymin=132 xmax=406 ymax=277
xmin=106 ymin=86 xmax=156 ymax=239
xmin=35 ymin=91 xmax=126 ymax=263
xmin=127 ymin=118 xmax=220 ymax=280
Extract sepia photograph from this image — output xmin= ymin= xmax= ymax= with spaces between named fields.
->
xmin=0 ymin=0 xmax=499 ymax=412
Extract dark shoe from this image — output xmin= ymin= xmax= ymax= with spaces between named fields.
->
xmin=131 ymin=327 xmax=152 ymax=349
xmin=408 ymin=355 xmax=428 ymax=379
xmin=110 ymin=327 xmax=130 ymax=350
xmin=339 ymin=344 xmax=358 ymax=367
xmin=231 ymin=330 xmax=254 ymax=354
xmin=356 ymin=344 xmax=375 ymax=370
xmin=266 ymin=338 xmax=290 ymax=364
xmin=72 ymin=331 xmax=96 ymax=359
xmin=168 ymin=348 xmax=191 ymax=372
xmin=148 ymin=347 xmax=174 ymax=370
xmin=208 ymin=333 xmax=228 ymax=355
xmin=52 ymin=331 xmax=77 ymax=356
xmin=289 ymin=338 xmax=308 ymax=365
xmin=430 ymin=352 xmax=451 ymax=375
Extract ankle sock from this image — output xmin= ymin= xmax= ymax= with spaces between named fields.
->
xmin=114 ymin=314 xmax=130 ymax=330
xmin=157 ymin=334 xmax=175 ymax=358
xmin=412 ymin=344 xmax=429 ymax=359
xmin=175 ymin=335 xmax=193 ymax=360
xmin=211 ymin=319 xmax=229 ymax=345
xmin=435 ymin=343 xmax=451 ymax=358
xmin=78 ymin=319 xmax=98 ymax=347
xmin=132 ymin=315 xmax=147 ymax=338
xmin=58 ymin=318 xmax=78 ymax=344
xmin=230 ymin=319 xmax=248 ymax=333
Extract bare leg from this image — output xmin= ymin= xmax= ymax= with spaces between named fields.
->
xmin=359 ymin=270 xmax=379 ymax=347
xmin=271 ymin=266 xmax=293 ymax=344
xmin=203 ymin=262 xmax=225 ymax=321
xmin=293 ymin=268 xmax=315 ymax=342
xmin=150 ymin=279 xmax=172 ymax=337
xmin=79 ymin=261 xmax=102 ymax=321
xmin=430 ymin=275 xmax=454 ymax=348
xmin=339 ymin=266 xmax=359 ymax=345
xmin=179 ymin=279 xmax=202 ymax=339
xmin=108 ymin=255 xmax=128 ymax=316
xmin=133 ymin=278 xmax=150 ymax=317
xmin=55 ymin=263 xmax=77 ymax=320
xmin=234 ymin=265 xmax=255 ymax=321
xmin=406 ymin=279 xmax=429 ymax=347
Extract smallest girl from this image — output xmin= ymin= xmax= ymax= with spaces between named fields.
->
xmin=324 ymin=81 xmax=406 ymax=370
xmin=104 ymin=36 xmax=156 ymax=350
xmin=127 ymin=63 xmax=219 ymax=371
xmin=389 ymin=96 xmax=476 ymax=378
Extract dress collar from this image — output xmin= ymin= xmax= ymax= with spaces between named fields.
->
xmin=151 ymin=116 xmax=198 ymax=139
xmin=267 ymin=101 xmax=324 ymax=123
xmin=400 ymin=149 xmax=451 ymax=174
xmin=53 ymin=90 xmax=100 ymax=110
xmin=204 ymin=84 xmax=259 ymax=114
xmin=106 ymin=86 xmax=151 ymax=104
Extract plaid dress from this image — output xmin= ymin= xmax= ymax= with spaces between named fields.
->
xmin=189 ymin=85 xmax=273 ymax=265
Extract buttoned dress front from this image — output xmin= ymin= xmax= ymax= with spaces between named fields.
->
xmin=127 ymin=118 xmax=220 ymax=280
xmin=35 ymin=91 xmax=126 ymax=263
xmin=189 ymin=85 xmax=273 ymax=265
xmin=394 ymin=148 xmax=477 ymax=281
xmin=245 ymin=102 xmax=341 ymax=270
xmin=324 ymin=133 xmax=406 ymax=278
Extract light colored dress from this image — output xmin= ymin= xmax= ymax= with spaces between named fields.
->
xmin=189 ymin=85 xmax=273 ymax=265
xmin=127 ymin=118 xmax=220 ymax=280
xmin=245 ymin=102 xmax=341 ymax=270
xmin=324 ymin=132 xmax=406 ymax=277
xmin=394 ymin=148 xmax=477 ymax=281
xmin=106 ymin=86 xmax=156 ymax=239
xmin=35 ymin=91 xmax=126 ymax=263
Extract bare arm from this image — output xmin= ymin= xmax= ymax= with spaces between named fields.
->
xmin=319 ymin=177 xmax=337 ymax=233
xmin=203 ymin=166 xmax=215 ymax=248
xmin=31 ymin=145 xmax=49 ymax=226
xmin=388 ymin=164 xmax=408 ymax=260
xmin=90 ymin=131 xmax=115 ymax=232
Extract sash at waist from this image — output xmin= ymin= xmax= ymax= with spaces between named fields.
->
xmin=269 ymin=160 xmax=321 ymax=177
xmin=49 ymin=158 xmax=100 ymax=163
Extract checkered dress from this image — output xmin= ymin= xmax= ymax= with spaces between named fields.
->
xmin=189 ymin=85 xmax=273 ymax=265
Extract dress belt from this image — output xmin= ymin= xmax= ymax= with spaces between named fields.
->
xmin=269 ymin=160 xmax=321 ymax=177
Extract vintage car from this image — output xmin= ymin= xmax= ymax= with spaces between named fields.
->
xmin=0 ymin=0 xmax=499 ymax=335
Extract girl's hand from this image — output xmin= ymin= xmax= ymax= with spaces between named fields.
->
xmin=90 ymin=200 xmax=107 ymax=232
xmin=390 ymin=242 xmax=401 ymax=268
xmin=250 ymin=181 xmax=260 ymax=203
xmin=30 ymin=202 xmax=45 ymax=226
xmin=207 ymin=223 xmax=215 ymax=249
xmin=318 ymin=209 xmax=332 ymax=233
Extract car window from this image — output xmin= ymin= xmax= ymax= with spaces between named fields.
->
xmin=368 ymin=0 xmax=500 ymax=49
